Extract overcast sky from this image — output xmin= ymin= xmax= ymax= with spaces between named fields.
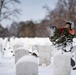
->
xmin=1 ymin=0 xmax=57 ymax=28
xmin=20 ymin=0 xmax=57 ymax=21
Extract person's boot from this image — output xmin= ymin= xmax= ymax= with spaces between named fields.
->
xmin=73 ymin=65 xmax=76 ymax=70
xmin=73 ymin=67 xmax=76 ymax=70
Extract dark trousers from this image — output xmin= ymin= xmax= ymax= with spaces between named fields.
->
xmin=71 ymin=58 xmax=75 ymax=67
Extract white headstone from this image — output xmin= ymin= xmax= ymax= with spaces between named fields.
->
xmin=0 ymin=52 xmax=2 ymax=63
xmin=13 ymin=44 xmax=23 ymax=50
xmin=71 ymin=46 xmax=76 ymax=53
xmin=39 ymin=45 xmax=51 ymax=66
xmin=16 ymin=55 xmax=38 ymax=75
xmin=0 ymin=43 xmax=2 ymax=53
xmin=75 ymin=51 xmax=76 ymax=65
xmin=13 ymin=40 xmax=24 ymax=51
xmin=0 ymin=39 xmax=3 ymax=60
xmin=15 ymin=48 xmax=29 ymax=63
xmin=53 ymin=53 xmax=71 ymax=75
xmin=71 ymin=46 xmax=76 ymax=65
xmin=32 ymin=45 xmax=39 ymax=52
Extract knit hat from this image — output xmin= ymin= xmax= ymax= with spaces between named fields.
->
xmin=66 ymin=21 xmax=74 ymax=29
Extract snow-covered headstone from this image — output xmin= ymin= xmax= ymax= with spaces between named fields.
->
xmin=71 ymin=46 xmax=76 ymax=66
xmin=72 ymin=46 xmax=76 ymax=53
xmin=16 ymin=55 xmax=38 ymax=75
xmin=39 ymin=45 xmax=51 ymax=66
xmin=0 ymin=52 xmax=2 ymax=63
xmin=53 ymin=52 xmax=71 ymax=75
xmin=15 ymin=48 xmax=29 ymax=63
xmin=32 ymin=45 xmax=39 ymax=52
xmin=13 ymin=43 xmax=23 ymax=51
xmin=75 ymin=51 xmax=76 ymax=65
xmin=0 ymin=43 xmax=2 ymax=52
xmin=0 ymin=39 xmax=3 ymax=62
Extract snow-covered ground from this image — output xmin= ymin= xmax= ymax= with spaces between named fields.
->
xmin=0 ymin=37 xmax=76 ymax=75
xmin=0 ymin=57 xmax=76 ymax=75
xmin=39 ymin=66 xmax=76 ymax=75
xmin=0 ymin=57 xmax=15 ymax=75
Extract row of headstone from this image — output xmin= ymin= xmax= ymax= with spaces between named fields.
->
xmin=15 ymin=45 xmax=51 ymax=65
xmin=15 ymin=44 xmax=76 ymax=75
xmin=15 ymin=45 xmax=51 ymax=75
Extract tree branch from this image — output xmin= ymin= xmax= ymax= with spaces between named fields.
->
xmin=0 ymin=9 xmax=20 ymax=21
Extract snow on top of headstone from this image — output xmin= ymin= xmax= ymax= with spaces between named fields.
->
xmin=15 ymin=47 xmax=29 ymax=51
xmin=16 ymin=55 xmax=38 ymax=65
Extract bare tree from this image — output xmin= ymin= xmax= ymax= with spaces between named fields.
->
xmin=0 ymin=0 xmax=20 ymax=22
xmin=46 ymin=0 xmax=76 ymax=27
